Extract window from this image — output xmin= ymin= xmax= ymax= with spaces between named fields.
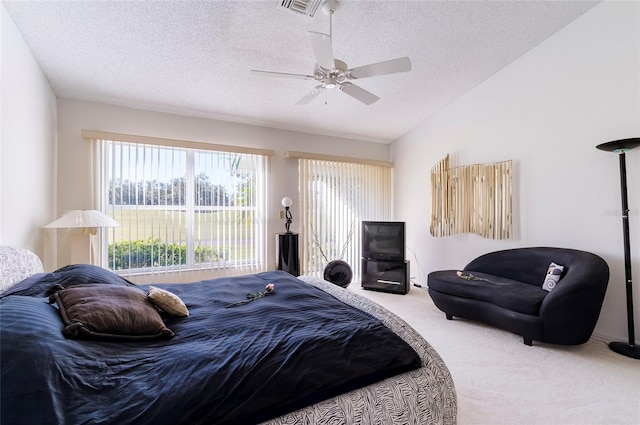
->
xmin=298 ymin=157 xmax=392 ymax=280
xmin=90 ymin=132 xmax=270 ymax=277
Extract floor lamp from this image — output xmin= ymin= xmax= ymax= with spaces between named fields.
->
xmin=596 ymin=137 xmax=640 ymax=359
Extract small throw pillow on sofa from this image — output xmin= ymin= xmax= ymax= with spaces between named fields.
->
xmin=542 ymin=262 xmax=564 ymax=292
xmin=148 ymin=286 xmax=189 ymax=317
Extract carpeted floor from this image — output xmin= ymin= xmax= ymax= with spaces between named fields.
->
xmin=350 ymin=282 xmax=640 ymax=425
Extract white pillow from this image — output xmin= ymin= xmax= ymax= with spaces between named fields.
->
xmin=148 ymin=286 xmax=189 ymax=317
xmin=542 ymin=262 xmax=564 ymax=292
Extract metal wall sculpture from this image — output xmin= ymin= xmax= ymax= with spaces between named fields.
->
xmin=430 ymin=155 xmax=512 ymax=239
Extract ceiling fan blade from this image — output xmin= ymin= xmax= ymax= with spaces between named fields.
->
xmin=307 ymin=31 xmax=335 ymax=70
xmin=339 ymin=82 xmax=379 ymax=105
xmin=296 ymin=85 xmax=326 ymax=105
xmin=251 ymin=70 xmax=314 ymax=80
xmin=347 ymin=57 xmax=412 ymax=80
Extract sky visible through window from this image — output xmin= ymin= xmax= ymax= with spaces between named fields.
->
xmin=107 ymin=143 xmax=245 ymax=196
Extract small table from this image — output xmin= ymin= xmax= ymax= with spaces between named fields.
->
xmin=276 ymin=233 xmax=299 ymax=276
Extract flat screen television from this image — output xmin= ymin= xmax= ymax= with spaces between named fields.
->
xmin=361 ymin=221 xmax=405 ymax=262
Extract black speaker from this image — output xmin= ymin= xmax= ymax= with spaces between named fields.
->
xmin=324 ymin=260 xmax=353 ymax=288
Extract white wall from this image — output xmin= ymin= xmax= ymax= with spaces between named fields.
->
xmin=392 ymin=0 xmax=640 ymax=342
xmin=56 ymin=99 xmax=390 ymax=277
xmin=0 ymin=3 xmax=57 ymax=269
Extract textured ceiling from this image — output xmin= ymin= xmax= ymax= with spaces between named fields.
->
xmin=3 ymin=0 xmax=600 ymax=143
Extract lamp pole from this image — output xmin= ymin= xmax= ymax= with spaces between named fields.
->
xmin=597 ymin=138 xmax=640 ymax=359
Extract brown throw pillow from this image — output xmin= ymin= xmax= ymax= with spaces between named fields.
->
xmin=50 ymin=284 xmax=174 ymax=341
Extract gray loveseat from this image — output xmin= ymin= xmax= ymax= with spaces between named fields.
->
xmin=427 ymin=247 xmax=609 ymax=346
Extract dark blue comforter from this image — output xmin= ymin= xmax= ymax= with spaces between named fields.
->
xmin=1 ymin=266 xmax=420 ymax=425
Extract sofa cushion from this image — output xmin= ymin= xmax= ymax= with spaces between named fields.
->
xmin=428 ymin=270 xmax=548 ymax=316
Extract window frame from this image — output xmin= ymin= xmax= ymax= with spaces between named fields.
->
xmin=87 ymin=130 xmax=273 ymax=277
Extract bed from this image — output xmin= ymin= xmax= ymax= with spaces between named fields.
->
xmin=0 ymin=246 xmax=456 ymax=424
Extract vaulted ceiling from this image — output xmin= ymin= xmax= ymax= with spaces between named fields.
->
xmin=3 ymin=0 xmax=600 ymax=143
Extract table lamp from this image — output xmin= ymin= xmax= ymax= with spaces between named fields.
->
xmin=45 ymin=209 xmax=119 ymax=265
xmin=282 ymin=197 xmax=293 ymax=233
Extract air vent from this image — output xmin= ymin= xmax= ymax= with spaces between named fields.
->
xmin=278 ymin=0 xmax=322 ymax=17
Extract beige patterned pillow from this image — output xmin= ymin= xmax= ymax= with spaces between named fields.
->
xmin=148 ymin=286 xmax=189 ymax=317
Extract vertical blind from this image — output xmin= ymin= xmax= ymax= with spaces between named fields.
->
xmin=91 ymin=135 xmax=269 ymax=278
xmin=299 ymin=158 xmax=392 ymax=280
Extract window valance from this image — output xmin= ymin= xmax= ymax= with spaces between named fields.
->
xmin=82 ymin=130 xmax=275 ymax=157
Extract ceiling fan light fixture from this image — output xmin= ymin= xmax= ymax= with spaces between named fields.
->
xmin=322 ymin=0 xmax=338 ymax=16
xmin=253 ymin=0 xmax=411 ymax=106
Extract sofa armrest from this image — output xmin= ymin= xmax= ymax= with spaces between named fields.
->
xmin=538 ymin=258 xmax=609 ymax=344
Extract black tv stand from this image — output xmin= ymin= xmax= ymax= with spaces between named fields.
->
xmin=361 ymin=258 xmax=410 ymax=295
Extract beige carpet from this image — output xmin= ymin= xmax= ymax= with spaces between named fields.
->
xmin=350 ymin=283 xmax=640 ymax=425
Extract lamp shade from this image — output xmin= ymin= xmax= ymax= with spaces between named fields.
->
xmin=44 ymin=210 xmax=119 ymax=229
xmin=281 ymin=197 xmax=293 ymax=208
xmin=596 ymin=138 xmax=640 ymax=153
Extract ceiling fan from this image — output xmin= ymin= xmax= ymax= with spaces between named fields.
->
xmin=252 ymin=0 xmax=411 ymax=106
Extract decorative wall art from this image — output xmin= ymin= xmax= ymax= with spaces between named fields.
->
xmin=430 ymin=155 xmax=512 ymax=239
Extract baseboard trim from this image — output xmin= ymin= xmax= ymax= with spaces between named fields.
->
xmin=591 ymin=331 xmax=618 ymax=344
